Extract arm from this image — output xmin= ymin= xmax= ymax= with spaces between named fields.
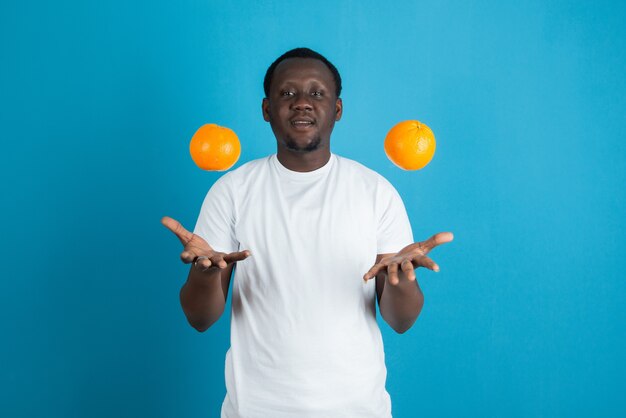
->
xmin=180 ymin=263 xmax=234 ymax=332
xmin=162 ymin=216 xmax=250 ymax=332
xmin=366 ymin=232 xmax=454 ymax=334
xmin=375 ymin=254 xmax=424 ymax=334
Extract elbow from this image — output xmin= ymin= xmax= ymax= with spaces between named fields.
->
xmin=392 ymin=317 xmax=417 ymax=334
xmin=179 ymin=286 xmax=224 ymax=333
xmin=193 ymin=323 xmax=210 ymax=333
xmin=189 ymin=317 xmax=215 ymax=333
xmin=390 ymin=298 xmax=424 ymax=334
xmin=183 ymin=304 xmax=223 ymax=332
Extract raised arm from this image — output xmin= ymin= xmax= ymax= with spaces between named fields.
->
xmin=161 ymin=216 xmax=250 ymax=332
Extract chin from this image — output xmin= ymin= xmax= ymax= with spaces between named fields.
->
xmin=285 ymin=136 xmax=322 ymax=153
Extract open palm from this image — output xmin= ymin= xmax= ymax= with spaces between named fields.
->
xmin=364 ymin=232 xmax=454 ymax=285
xmin=161 ymin=216 xmax=250 ymax=270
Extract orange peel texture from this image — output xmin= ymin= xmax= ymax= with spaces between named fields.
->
xmin=384 ymin=120 xmax=436 ymax=170
xmin=189 ymin=124 xmax=241 ymax=171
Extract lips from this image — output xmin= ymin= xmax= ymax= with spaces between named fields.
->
xmin=290 ymin=117 xmax=315 ymax=127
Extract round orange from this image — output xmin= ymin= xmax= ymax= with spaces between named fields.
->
xmin=189 ymin=124 xmax=241 ymax=171
xmin=384 ymin=120 xmax=436 ymax=170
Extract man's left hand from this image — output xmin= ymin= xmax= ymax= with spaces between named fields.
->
xmin=363 ymin=232 xmax=454 ymax=285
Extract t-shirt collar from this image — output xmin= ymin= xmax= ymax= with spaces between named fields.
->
xmin=271 ymin=153 xmax=336 ymax=181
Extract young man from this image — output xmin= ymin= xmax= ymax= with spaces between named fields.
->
xmin=162 ymin=48 xmax=453 ymax=417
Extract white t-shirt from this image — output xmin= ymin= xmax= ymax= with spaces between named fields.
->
xmin=194 ymin=153 xmax=413 ymax=418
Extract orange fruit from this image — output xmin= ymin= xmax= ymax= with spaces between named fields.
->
xmin=189 ymin=124 xmax=241 ymax=171
xmin=384 ymin=120 xmax=436 ymax=170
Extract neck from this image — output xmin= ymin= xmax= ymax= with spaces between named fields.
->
xmin=276 ymin=145 xmax=331 ymax=172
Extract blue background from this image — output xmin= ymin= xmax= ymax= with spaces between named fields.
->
xmin=2 ymin=0 xmax=625 ymax=417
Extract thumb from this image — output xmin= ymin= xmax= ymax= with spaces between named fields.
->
xmin=161 ymin=216 xmax=194 ymax=246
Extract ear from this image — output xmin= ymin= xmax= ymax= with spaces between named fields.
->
xmin=262 ymin=98 xmax=271 ymax=122
xmin=335 ymin=98 xmax=343 ymax=121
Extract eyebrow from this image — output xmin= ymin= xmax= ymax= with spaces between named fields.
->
xmin=278 ymin=79 xmax=330 ymax=88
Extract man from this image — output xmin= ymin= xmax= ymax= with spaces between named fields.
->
xmin=162 ymin=47 xmax=453 ymax=417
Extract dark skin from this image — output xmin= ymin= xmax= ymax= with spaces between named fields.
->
xmin=163 ymin=57 xmax=453 ymax=333
xmin=262 ymin=58 xmax=342 ymax=172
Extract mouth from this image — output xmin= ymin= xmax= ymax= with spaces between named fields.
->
xmin=290 ymin=118 xmax=315 ymax=129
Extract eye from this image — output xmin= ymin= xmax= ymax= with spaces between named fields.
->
xmin=281 ymin=90 xmax=294 ymax=97
xmin=311 ymin=90 xmax=322 ymax=97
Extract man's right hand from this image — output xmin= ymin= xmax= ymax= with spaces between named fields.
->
xmin=161 ymin=216 xmax=251 ymax=271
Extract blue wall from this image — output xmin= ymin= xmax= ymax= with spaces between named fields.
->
xmin=2 ymin=1 xmax=625 ymax=417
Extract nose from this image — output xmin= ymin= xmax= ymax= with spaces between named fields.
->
xmin=291 ymin=94 xmax=313 ymax=111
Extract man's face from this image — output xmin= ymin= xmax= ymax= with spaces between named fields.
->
xmin=262 ymin=58 xmax=343 ymax=153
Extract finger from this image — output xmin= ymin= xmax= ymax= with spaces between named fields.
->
xmin=180 ymin=250 xmax=198 ymax=264
xmin=161 ymin=216 xmax=194 ymax=245
xmin=195 ymin=256 xmax=212 ymax=270
xmin=420 ymin=232 xmax=454 ymax=253
xmin=401 ymin=259 xmax=415 ymax=281
xmin=209 ymin=254 xmax=227 ymax=269
xmin=388 ymin=263 xmax=399 ymax=286
xmin=363 ymin=263 xmax=386 ymax=282
xmin=413 ymin=255 xmax=440 ymax=272
xmin=223 ymin=250 xmax=252 ymax=264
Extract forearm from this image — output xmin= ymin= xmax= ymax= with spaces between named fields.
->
xmin=379 ymin=272 xmax=424 ymax=334
xmin=180 ymin=267 xmax=226 ymax=332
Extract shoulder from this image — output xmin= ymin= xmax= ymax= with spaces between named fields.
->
xmin=333 ymin=154 xmax=396 ymax=191
xmin=211 ymin=155 xmax=272 ymax=188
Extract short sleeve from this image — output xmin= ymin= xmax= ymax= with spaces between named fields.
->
xmin=376 ymin=177 xmax=414 ymax=254
xmin=193 ymin=174 xmax=239 ymax=254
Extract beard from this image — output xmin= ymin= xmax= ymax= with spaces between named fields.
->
xmin=284 ymin=135 xmax=322 ymax=153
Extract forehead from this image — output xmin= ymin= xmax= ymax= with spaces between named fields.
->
xmin=271 ymin=58 xmax=335 ymax=90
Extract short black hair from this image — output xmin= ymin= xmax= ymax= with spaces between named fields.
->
xmin=263 ymin=47 xmax=342 ymax=98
